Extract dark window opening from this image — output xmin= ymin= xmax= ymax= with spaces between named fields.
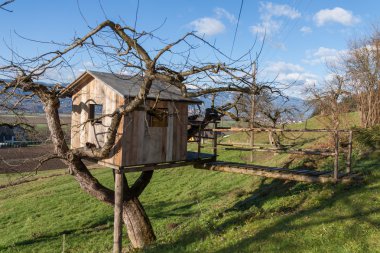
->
xmin=148 ymin=108 xmax=168 ymax=127
xmin=89 ymin=104 xmax=103 ymax=124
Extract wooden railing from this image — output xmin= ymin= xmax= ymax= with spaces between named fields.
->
xmin=191 ymin=126 xmax=354 ymax=182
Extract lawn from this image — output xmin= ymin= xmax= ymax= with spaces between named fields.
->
xmin=0 ymin=112 xmax=379 ymax=252
xmin=0 ymin=150 xmax=379 ymax=252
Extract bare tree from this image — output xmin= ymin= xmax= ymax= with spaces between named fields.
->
xmin=345 ymin=28 xmax=380 ymax=128
xmin=0 ymin=0 xmax=15 ymax=12
xmin=307 ymin=74 xmax=349 ymax=130
xmin=0 ymin=20 xmax=281 ymax=249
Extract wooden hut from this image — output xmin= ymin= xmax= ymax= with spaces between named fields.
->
xmin=65 ymin=71 xmax=201 ymax=168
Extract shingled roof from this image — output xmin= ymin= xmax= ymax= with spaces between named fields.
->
xmin=64 ymin=70 xmax=202 ymax=104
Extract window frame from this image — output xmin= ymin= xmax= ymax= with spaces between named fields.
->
xmin=89 ymin=104 xmax=103 ymax=124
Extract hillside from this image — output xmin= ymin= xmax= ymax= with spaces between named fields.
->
xmin=0 ymin=113 xmax=379 ymax=253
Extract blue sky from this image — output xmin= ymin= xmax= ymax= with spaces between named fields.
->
xmin=1 ymin=0 xmax=379 ymax=97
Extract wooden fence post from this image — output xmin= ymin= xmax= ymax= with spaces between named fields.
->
xmin=333 ymin=131 xmax=339 ymax=182
xmin=213 ymin=121 xmax=218 ymax=158
xmin=113 ymin=168 xmax=124 ymax=253
xmin=346 ymin=130 xmax=353 ymax=174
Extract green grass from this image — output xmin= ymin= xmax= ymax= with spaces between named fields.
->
xmin=0 ymin=153 xmax=379 ymax=253
xmin=0 ymin=168 xmax=66 ymax=186
xmin=1 ymin=112 xmax=379 ymax=252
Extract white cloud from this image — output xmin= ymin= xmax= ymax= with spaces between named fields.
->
xmin=250 ymin=19 xmax=281 ymax=37
xmin=260 ymin=2 xmax=301 ymax=20
xmin=267 ymin=61 xmax=304 ymax=73
xmin=261 ymin=61 xmax=318 ymax=90
xmin=313 ymin=7 xmax=360 ymax=27
xmin=303 ymin=47 xmax=347 ymax=65
xmin=277 ymin=72 xmax=318 ymax=84
xmin=214 ymin=7 xmax=237 ymax=24
xmin=250 ymin=2 xmax=301 ymax=38
xmin=259 ymin=61 xmax=320 ymax=98
xmin=300 ymin=26 xmax=312 ymax=34
xmin=189 ymin=17 xmax=225 ymax=36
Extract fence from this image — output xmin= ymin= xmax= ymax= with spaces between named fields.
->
xmin=194 ymin=126 xmax=353 ymax=182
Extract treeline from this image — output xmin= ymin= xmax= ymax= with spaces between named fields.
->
xmin=308 ymin=28 xmax=380 ymax=129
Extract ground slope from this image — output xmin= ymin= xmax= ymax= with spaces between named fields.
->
xmin=0 ymin=151 xmax=379 ymax=253
xmin=0 ymin=112 xmax=379 ymax=252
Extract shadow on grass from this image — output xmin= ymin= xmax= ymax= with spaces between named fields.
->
xmin=145 ymin=190 xmax=228 ymax=219
xmin=147 ymin=154 xmax=380 ymax=252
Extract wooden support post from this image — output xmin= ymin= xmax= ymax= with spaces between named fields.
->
xmin=197 ymin=125 xmax=201 ymax=159
xmin=250 ymin=62 xmax=257 ymax=163
xmin=213 ymin=121 xmax=218 ymax=158
xmin=113 ymin=168 xmax=124 ymax=253
xmin=249 ymin=93 xmax=255 ymax=162
xmin=346 ymin=130 xmax=353 ymax=174
xmin=333 ymin=131 xmax=339 ymax=182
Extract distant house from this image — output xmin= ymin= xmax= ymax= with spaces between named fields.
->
xmin=64 ymin=71 xmax=202 ymax=168
xmin=0 ymin=125 xmax=27 ymax=143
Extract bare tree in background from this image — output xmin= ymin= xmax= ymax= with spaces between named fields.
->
xmin=307 ymin=74 xmax=349 ymax=130
xmin=346 ymin=29 xmax=380 ymax=128
xmin=0 ymin=20 xmax=282 ymax=248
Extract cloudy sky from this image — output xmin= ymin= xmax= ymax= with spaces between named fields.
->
xmin=0 ymin=0 xmax=378 ymax=97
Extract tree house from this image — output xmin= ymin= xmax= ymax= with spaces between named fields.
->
xmin=66 ymin=70 xmax=202 ymax=168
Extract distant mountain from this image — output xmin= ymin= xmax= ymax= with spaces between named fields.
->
xmin=0 ymin=80 xmax=312 ymax=120
xmin=199 ymin=92 xmax=312 ymax=120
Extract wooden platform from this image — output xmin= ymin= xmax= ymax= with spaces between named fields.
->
xmin=121 ymin=152 xmax=215 ymax=172
xmin=195 ymin=161 xmax=354 ymax=183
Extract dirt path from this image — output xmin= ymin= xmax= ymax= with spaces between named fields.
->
xmin=0 ymin=144 xmax=95 ymax=173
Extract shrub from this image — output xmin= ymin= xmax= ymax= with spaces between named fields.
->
xmin=353 ymin=125 xmax=380 ymax=151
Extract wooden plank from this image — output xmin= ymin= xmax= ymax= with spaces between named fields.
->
xmin=222 ymin=147 xmax=335 ymax=156
xmin=178 ymin=103 xmax=188 ymax=160
xmin=123 ymin=156 xmax=215 ymax=172
xmin=205 ymin=162 xmax=320 ymax=175
xmin=346 ymin=130 xmax=353 ymax=174
xmin=213 ymin=121 xmax=218 ymax=157
xmin=133 ymin=111 xmax=145 ymax=164
xmin=123 ymin=113 xmax=134 ymax=165
xmin=334 ymin=131 xmax=339 ymax=182
xmin=196 ymin=162 xmax=353 ymax=184
xmin=213 ymin=128 xmax=352 ymax=133
xmin=114 ymin=95 xmax=124 ymax=166
xmin=166 ymin=102 xmax=174 ymax=161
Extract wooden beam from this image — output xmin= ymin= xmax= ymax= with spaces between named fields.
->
xmin=197 ymin=125 xmax=201 ymax=159
xmin=113 ymin=168 xmax=124 ymax=253
xmin=196 ymin=163 xmax=353 ymax=184
xmin=121 ymin=153 xmax=216 ymax=172
xmin=222 ymin=147 xmax=335 ymax=156
xmin=334 ymin=131 xmax=339 ymax=182
xmin=346 ymin=130 xmax=353 ymax=174
xmin=213 ymin=128 xmax=352 ymax=133
xmin=213 ymin=121 xmax=218 ymax=157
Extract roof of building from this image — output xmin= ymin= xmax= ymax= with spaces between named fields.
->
xmin=63 ymin=70 xmax=202 ymax=104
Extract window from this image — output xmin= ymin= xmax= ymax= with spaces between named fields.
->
xmin=89 ymin=104 xmax=103 ymax=124
xmin=148 ymin=108 xmax=168 ymax=127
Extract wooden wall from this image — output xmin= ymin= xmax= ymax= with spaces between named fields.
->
xmin=71 ymin=77 xmax=124 ymax=166
xmin=122 ymin=100 xmax=188 ymax=165
xmin=71 ymin=76 xmax=189 ymax=167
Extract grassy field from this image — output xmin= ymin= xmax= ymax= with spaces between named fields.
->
xmin=0 ymin=112 xmax=379 ymax=253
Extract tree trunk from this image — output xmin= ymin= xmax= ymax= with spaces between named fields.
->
xmin=268 ymin=132 xmax=281 ymax=148
xmin=122 ymin=197 xmax=156 ymax=248
xmin=41 ymin=97 xmax=156 ymax=249
xmin=69 ymin=157 xmax=156 ymax=248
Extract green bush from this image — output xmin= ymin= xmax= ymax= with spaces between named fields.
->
xmin=353 ymin=125 xmax=380 ymax=151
